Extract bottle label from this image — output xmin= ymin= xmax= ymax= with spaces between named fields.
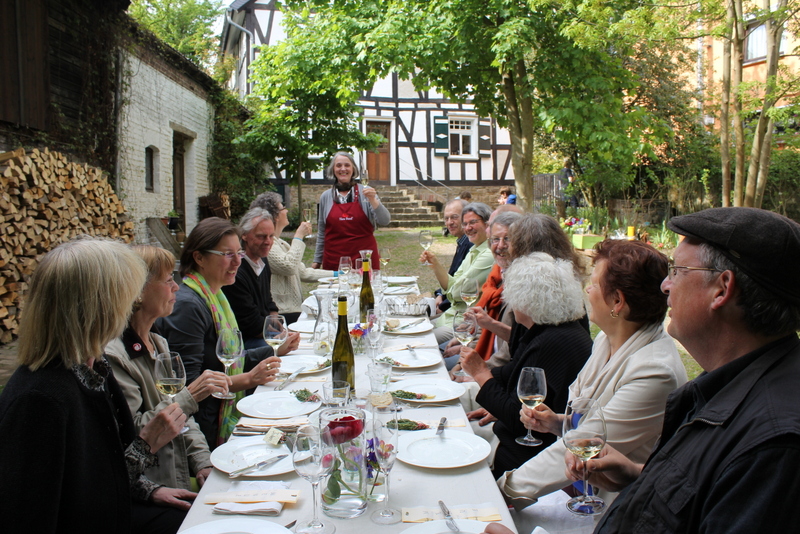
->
xmin=338 ymin=299 xmax=347 ymax=315
xmin=363 ymin=259 xmax=370 ymax=272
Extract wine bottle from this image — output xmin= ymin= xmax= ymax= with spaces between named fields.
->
xmin=360 ymin=253 xmax=375 ymax=324
xmin=332 ymin=295 xmax=355 ymax=388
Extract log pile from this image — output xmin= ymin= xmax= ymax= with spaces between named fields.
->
xmin=0 ymin=147 xmax=134 ymax=343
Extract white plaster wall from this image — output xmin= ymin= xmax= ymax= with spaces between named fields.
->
xmin=117 ymin=51 xmax=214 ymax=243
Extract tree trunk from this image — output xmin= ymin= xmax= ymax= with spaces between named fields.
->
xmin=755 ymin=118 xmax=775 ymax=207
xmin=502 ymin=60 xmax=535 ymax=212
xmin=720 ymin=1 xmax=734 ymax=207
xmin=732 ymin=0 xmax=746 ymax=206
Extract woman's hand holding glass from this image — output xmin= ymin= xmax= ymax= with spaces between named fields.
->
xmin=186 ymin=369 xmax=231 ymax=402
xmin=563 ymin=397 xmax=608 ymax=515
xmin=564 ymin=443 xmax=642 ymax=494
xmin=246 ymin=356 xmax=282 ymax=387
xmin=213 ymin=328 xmax=243 ymax=400
xmin=263 ymin=315 xmax=288 ymax=351
xmin=520 ymin=402 xmax=562 ymax=436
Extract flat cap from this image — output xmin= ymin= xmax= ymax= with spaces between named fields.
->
xmin=668 ymin=207 xmax=800 ymax=304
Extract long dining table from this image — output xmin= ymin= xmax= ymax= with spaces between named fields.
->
xmin=178 ymin=302 xmax=520 ymax=533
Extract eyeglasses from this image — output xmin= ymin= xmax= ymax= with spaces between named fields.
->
xmin=462 ymin=218 xmax=483 ymax=227
xmin=490 ymin=236 xmax=510 ymax=245
xmin=205 ymin=249 xmax=246 ymax=259
xmin=667 ymin=262 xmax=722 ymax=280
xmin=444 ymin=215 xmax=461 ymax=221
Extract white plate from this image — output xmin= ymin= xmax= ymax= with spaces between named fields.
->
xmin=389 ymin=377 xmax=465 ymax=403
xmin=398 ymin=429 xmax=491 ymax=469
xmin=400 ymin=519 xmax=490 ymax=534
xmin=288 ymin=320 xmax=318 ymax=334
xmin=181 ymin=518 xmax=291 ymax=534
xmin=237 ymin=391 xmax=322 ymax=419
xmin=384 ymin=319 xmax=433 ymax=335
xmin=318 ymin=276 xmax=338 ymax=284
xmin=387 ymin=276 xmax=418 ymax=284
xmin=209 ymin=436 xmax=294 ymax=478
xmin=378 ymin=349 xmax=440 ymax=369
xmin=278 ymin=354 xmax=330 ymax=374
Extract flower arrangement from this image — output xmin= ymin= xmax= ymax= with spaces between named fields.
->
xmin=561 ymin=217 xmax=592 ymax=234
xmin=349 ymin=323 xmax=370 ymax=355
xmin=320 ymin=410 xmax=369 ymax=516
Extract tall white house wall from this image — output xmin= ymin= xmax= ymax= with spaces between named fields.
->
xmin=117 ymin=51 xmax=213 ymax=243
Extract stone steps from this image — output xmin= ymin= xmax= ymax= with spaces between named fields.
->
xmin=377 ymin=186 xmax=442 ymax=228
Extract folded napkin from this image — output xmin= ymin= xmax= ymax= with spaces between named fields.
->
xmin=301 ymin=296 xmax=317 ymax=316
xmin=402 ymin=503 xmax=503 ymax=523
xmin=213 ymin=481 xmax=291 ymax=516
xmin=385 ymin=286 xmax=414 ymax=295
xmin=236 ymin=416 xmax=309 ymax=431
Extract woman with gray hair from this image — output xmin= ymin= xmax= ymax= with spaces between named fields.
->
xmin=460 ymin=252 xmax=592 ymax=477
xmin=250 ymin=192 xmax=333 ymax=324
xmin=311 ymin=151 xmax=391 ymax=270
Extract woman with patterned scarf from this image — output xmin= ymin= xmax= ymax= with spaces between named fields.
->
xmin=158 ymin=218 xmax=283 ymax=450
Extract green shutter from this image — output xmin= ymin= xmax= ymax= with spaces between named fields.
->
xmin=478 ymin=120 xmax=491 ymax=157
xmin=434 ymin=116 xmax=449 ymax=156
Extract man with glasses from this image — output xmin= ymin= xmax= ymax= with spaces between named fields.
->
xmin=421 ymin=202 xmax=495 ymax=347
xmin=552 ymin=207 xmax=800 ymax=533
xmin=435 ymin=199 xmax=473 ymax=314
xmin=222 ymin=208 xmax=299 ymax=351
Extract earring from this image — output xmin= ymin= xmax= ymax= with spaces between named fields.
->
xmin=610 ymin=309 xmax=619 ymax=318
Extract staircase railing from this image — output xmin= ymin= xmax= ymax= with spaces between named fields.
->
xmin=396 ymin=158 xmax=454 ymax=204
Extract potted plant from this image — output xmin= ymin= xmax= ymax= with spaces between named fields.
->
xmin=167 ymin=209 xmax=181 ymax=230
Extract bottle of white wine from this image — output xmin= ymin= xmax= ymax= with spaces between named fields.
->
xmin=332 ymin=295 xmax=355 ymax=388
xmin=360 ymin=252 xmax=375 ymax=324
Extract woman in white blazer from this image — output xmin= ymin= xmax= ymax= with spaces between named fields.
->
xmin=496 ymin=239 xmax=688 ymax=510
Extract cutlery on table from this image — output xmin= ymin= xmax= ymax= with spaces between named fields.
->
xmin=435 ymin=417 xmax=447 ymax=437
xmin=284 ymin=520 xmax=297 ymax=529
xmin=397 ymin=318 xmax=426 ymax=331
xmin=439 ymin=500 xmax=461 ymax=532
xmin=392 ymin=371 xmax=439 ymax=377
xmin=406 ymin=344 xmax=418 ymax=359
xmin=275 ymin=367 xmax=306 ymax=391
xmin=228 ymin=454 xmax=288 ymax=478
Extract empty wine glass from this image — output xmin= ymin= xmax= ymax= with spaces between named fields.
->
xmin=460 ymin=278 xmax=480 ymax=308
xmin=452 ymin=311 xmax=477 ymax=377
xmin=213 ymin=328 xmax=242 ymax=400
xmin=516 ymin=367 xmax=547 ymax=446
xmin=154 ymin=351 xmax=189 ymax=432
xmin=293 ymin=425 xmax=336 ymax=534
xmin=303 ymin=208 xmax=315 ymax=239
xmin=419 ymin=230 xmax=433 ymax=265
xmin=563 ymin=397 xmax=607 ymax=515
xmin=366 ymin=309 xmax=384 ymax=359
xmin=371 ymin=410 xmax=401 ymax=524
xmin=263 ymin=314 xmax=288 ymax=352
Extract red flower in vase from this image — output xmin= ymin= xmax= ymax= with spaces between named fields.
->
xmin=326 ymin=415 xmax=365 ymax=445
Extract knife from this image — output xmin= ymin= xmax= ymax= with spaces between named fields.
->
xmin=397 ymin=318 xmax=426 ymax=331
xmin=228 ymin=454 xmax=288 ymax=478
xmin=435 ymin=417 xmax=447 ymax=437
xmin=406 ymin=344 xmax=418 ymax=359
xmin=276 ymin=367 xmax=306 ymax=391
xmin=439 ymin=500 xmax=461 ymax=532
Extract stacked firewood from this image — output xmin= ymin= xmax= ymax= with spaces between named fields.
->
xmin=0 ymin=147 xmax=134 ymax=343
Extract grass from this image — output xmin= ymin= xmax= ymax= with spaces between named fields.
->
xmin=294 ymin=226 xmax=702 ymax=380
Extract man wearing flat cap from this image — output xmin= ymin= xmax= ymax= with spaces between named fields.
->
xmin=554 ymin=207 xmax=800 ymax=533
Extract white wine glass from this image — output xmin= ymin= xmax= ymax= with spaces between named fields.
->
xmin=366 ymin=309 xmax=383 ymax=359
xmin=339 ymin=256 xmax=352 ymax=285
xmin=154 ymin=351 xmax=189 ymax=432
xmin=516 ymin=367 xmax=547 ymax=446
xmin=419 ymin=230 xmax=433 ymax=265
xmin=303 ymin=208 xmax=314 ymax=239
xmin=293 ymin=425 xmax=336 ymax=534
xmin=263 ymin=314 xmax=288 ymax=352
xmin=460 ymin=278 xmax=480 ymax=307
xmin=563 ymin=397 xmax=607 ymax=516
xmin=213 ymin=328 xmax=242 ymax=400
xmin=371 ymin=410 xmax=401 ymax=524
xmin=380 ymin=248 xmax=391 ymax=274
xmin=452 ymin=311 xmax=477 ymax=377
xmin=361 ymin=170 xmax=369 ymax=186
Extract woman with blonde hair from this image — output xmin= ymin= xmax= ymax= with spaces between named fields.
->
xmin=0 ymin=237 xmax=187 ymax=533
xmin=106 ymin=246 xmax=230 ymax=499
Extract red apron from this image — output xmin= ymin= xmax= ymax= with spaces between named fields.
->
xmin=322 ymin=186 xmax=381 ymax=271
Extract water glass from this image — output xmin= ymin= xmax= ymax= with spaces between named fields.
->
xmin=323 ymin=380 xmax=351 ymax=407
xmin=367 ymin=362 xmax=392 ymax=394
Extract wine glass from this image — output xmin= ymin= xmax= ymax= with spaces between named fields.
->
xmin=515 ymin=367 xmax=547 ymax=446
xmin=263 ymin=314 xmax=288 ymax=352
xmin=371 ymin=410 xmax=401 ymax=524
xmin=452 ymin=311 xmax=477 ymax=377
xmin=366 ymin=309 xmax=384 ymax=359
xmin=460 ymin=278 xmax=480 ymax=307
xmin=339 ymin=256 xmax=352 ymax=280
xmin=213 ymin=328 xmax=242 ymax=400
xmin=292 ymin=425 xmax=336 ymax=534
xmin=380 ymin=248 xmax=391 ymax=274
xmin=154 ymin=351 xmax=189 ymax=432
xmin=303 ymin=208 xmax=315 ymax=239
xmin=563 ymin=397 xmax=607 ymax=515
xmin=419 ymin=230 xmax=433 ymax=265
xmin=361 ymin=170 xmax=369 ymax=186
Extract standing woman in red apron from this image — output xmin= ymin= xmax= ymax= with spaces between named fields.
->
xmin=311 ymin=152 xmax=391 ymax=270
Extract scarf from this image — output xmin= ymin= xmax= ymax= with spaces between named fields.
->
xmin=183 ymin=272 xmax=243 ymax=446
xmin=474 ymin=263 xmax=505 ymax=360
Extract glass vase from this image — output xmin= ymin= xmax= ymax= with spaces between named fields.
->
xmin=320 ymin=407 xmax=368 ymax=519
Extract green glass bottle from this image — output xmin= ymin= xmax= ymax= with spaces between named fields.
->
xmin=331 ymin=295 xmax=355 ymax=388
xmin=359 ymin=253 xmax=375 ymax=324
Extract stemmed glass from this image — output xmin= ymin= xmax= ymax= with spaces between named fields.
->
xmin=366 ymin=309 xmax=384 ymax=359
xmin=515 ymin=367 xmax=547 ymax=446
xmin=213 ymin=328 xmax=242 ymax=400
xmin=293 ymin=425 xmax=336 ymax=534
xmin=263 ymin=314 xmax=288 ymax=352
xmin=371 ymin=408 xmax=401 ymax=524
xmin=380 ymin=248 xmax=391 ymax=275
xmin=563 ymin=397 xmax=607 ymax=515
xmin=452 ymin=311 xmax=477 ymax=377
xmin=460 ymin=278 xmax=479 ymax=307
xmin=419 ymin=230 xmax=433 ymax=265
xmin=303 ymin=208 xmax=314 ymax=239
xmin=339 ymin=257 xmax=352 ymax=284
xmin=154 ymin=351 xmax=189 ymax=432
